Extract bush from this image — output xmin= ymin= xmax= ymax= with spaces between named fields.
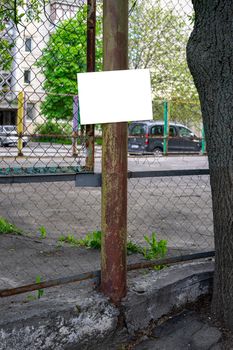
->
xmin=33 ymin=121 xmax=103 ymax=145
xmin=33 ymin=121 xmax=72 ymax=144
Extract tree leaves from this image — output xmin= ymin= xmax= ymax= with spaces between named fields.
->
xmin=36 ymin=6 xmax=103 ymax=121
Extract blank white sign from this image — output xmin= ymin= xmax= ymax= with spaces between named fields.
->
xmin=77 ymin=69 xmax=153 ymax=125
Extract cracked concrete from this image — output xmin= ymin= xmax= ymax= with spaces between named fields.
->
xmin=134 ymin=310 xmax=222 ymax=350
xmin=0 ymin=260 xmax=215 ymax=350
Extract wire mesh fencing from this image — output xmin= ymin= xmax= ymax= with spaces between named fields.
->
xmin=0 ymin=0 xmax=214 ymax=297
xmin=0 ymin=171 xmax=213 ymax=293
xmin=128 ymin=172 xmax=213 ymax=253
xmin=0 ymin=0 xmax=103 ymax=173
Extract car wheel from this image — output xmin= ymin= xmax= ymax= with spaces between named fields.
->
xmin=153 ymin=147 xmax=163 ymax=157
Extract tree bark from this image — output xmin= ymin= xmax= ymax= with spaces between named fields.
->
xmin=187 ymin=0 xmax=233 ymax=329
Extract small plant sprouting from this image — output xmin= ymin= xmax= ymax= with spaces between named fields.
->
xmin=59 ymin=231 xmax=102 ymax=249
xmin=0 ymin=217 xmax=22 ymax=235
xmin=26 ymin=295 xmax=37 ymax=302
xmin=58 ymin=231 xmax=144 ymax=254
xmin=39 ymin=226 xmax=47 ymax=239
xmin=58 ymin=234 xmax=80 ymax=246
xmin=57 ymin=231 xmax=168 ymax=267
xmin=127 ymin=241 xmax=143 ymax=255
xmin=78 ymin=230 xmax=102 ymax=249
xmin=143 ymin=233 xmax=167 ymax=261
xmin=36 ymin=275 xmax=44 ymax=299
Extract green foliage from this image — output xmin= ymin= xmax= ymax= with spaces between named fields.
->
xmin=34 ymin=120 xmax=72 ymax=143
xmin=143 ymin=233 xmax=167 ymax=260
xmin=26 ymin=295 xmax=37 ymax=302
xmin=153 ymin=99 xmax=202 ymax=131
xmin=58 ymin=231 xmax=168 ymax=260
xmin=0 ymin=217 xmax=22 ymax=235
xmin=78 ymin=230 xmax=102 ymax=249
xmin=0 ymin=37 xmax=14 ymax=71
xmin=39 ymin=226 xmax=47 ymax=239
xmin=35 ymin=275 xmax=44 ymax=299
xmin=95 ymin=137 xmax=102 ymax=146
xmin=58 ymin=234 xmax=80 ymax=246
xmin=169 ymin=100 xmax=201 ymax=131
xmin=58 ymin=231 xmax=167 ymax=263
xmin=129 ymin=0 xmax=199 ymax=124
xmin=127 ymin=241 xmax=143 ymax=255
xmin=59 ymin=232 xmax=143 ymax=253
xmin=0 ymin=0 xmax=45 ymax=70
xmin=33 ymin=121 xmax=103 ymax=145
xmin=59 ymin=231 xmax=102 ymax=249
xmin=36 ymin=7 xmax=103 ymax=121
xmin=0 ymin=0 xmax=45 ymax=25
xmin=188 ymin=13 xmax=195 ymax=25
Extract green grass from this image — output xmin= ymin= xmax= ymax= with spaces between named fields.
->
xmin=127 ymin=241 xmax=143 ymax=255
xmin=57 ymin=231 xmax=167 ymax=262
xmin=77 ymin=230 xmax=102 ymax=249
xmin=58 ymin=233 xmax=80 ymax=246
xmin=58 ymin=231 xmax=101 ymax=249
xmin=39 ymin=226 xmax=47 ymax=239
xmin=0 ymin=217 xmax=22 ymax=235
xmin=58 ymin=232 xmax=142 ymax=254
xmin=143 ymin=233 xmax=167 ymax=260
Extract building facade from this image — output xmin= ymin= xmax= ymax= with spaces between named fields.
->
xmin=0 ymin=0 xmax=82 ymax=132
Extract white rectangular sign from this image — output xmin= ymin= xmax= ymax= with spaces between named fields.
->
xmin=77 ymin=69 xmax=153 ymax=125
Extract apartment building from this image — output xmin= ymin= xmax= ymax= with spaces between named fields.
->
xmin=0 ymin=0 xmax=83 ymax=131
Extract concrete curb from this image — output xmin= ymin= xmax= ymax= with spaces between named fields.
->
xmin=0 ymin=260 xmax=214 ymax=350
xmin=122 ymin=260 xmax=214 ymax=335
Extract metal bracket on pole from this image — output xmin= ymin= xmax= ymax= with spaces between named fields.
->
xmin=75 ymin=173 xmax=102 ymax=187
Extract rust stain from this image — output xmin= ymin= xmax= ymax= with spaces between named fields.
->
xmin=101 ymin=0 xmax=128 ymax=303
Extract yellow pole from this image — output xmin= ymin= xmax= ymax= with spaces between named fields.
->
xmin=17 ymin=91 xmax=24 ymax=156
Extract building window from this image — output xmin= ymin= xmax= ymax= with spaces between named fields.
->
xmin=25 ymin=37 xmax=32 ymax=52
xmin=57 ymin=9 xmax=63 ymax=19
xmin=26 ymin=103 xmax=35 ymax=120
xmin=24 ymin=70 xmax=31 ymax=84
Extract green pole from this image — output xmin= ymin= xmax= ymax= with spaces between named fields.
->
xmin=201 ymin=127 xmax=206 ymax=155
xmin=163 ymin=100 xmax=168 ymax=155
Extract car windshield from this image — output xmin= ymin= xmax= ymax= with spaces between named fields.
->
xmin=129 ymin=124 xmax=147 ymax=136
xmin=178 ymin=126 xmax=195 ymax=138
xmin=4 ymin=126 xmax=16 ymax=132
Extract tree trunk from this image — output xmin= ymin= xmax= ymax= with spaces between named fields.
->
xmin=187 ymin=1 xmax=233 ymax=329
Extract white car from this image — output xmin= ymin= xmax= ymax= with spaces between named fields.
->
xmin=0 ymin=125 xmax=28 ymax=147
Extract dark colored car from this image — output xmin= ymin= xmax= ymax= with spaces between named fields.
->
xmin=128 ymin=120 xmax=202 ymax=155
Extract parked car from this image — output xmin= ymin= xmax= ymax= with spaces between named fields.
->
xmin=128 ymin=120 xmax=202 ymax=155
xmin=0 ymin=125 xmax=28 ymax=147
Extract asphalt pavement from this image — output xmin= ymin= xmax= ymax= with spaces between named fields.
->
xmin=0 ymin=142 xmax=209 ymax=171
xmin=133 ymin=309 xmax=224 ymax=350
xmin=0 ymin=144 xmax=213 ymax=294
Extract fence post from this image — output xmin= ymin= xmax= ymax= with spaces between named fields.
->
xmin=17 ymin=91 xmax=24 ymax=157
xmin=85 ymin=0 xmax=96 ymax=171
xmin=72 ymin=96 xmax=79 ymax=157
xmin=101 ymin=0 xmax=128 ymax=303
xmin=163 ymin=100 xmax=168 ymax=155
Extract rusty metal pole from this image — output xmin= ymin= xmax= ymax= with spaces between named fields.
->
xmin=85 ymin=0 xmax=96 ymax=171
xmin=101 ymin=0 xmax=128 ymax=303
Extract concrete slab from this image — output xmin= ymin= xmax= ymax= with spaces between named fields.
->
xmin=0 ymin=260 xmax=215 ymax=350
xmin=134 ymin=310 xmax=222 ymax=350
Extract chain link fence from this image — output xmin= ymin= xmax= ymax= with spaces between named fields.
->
xmin=0 ymin=0 xmax=213 ymax=296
